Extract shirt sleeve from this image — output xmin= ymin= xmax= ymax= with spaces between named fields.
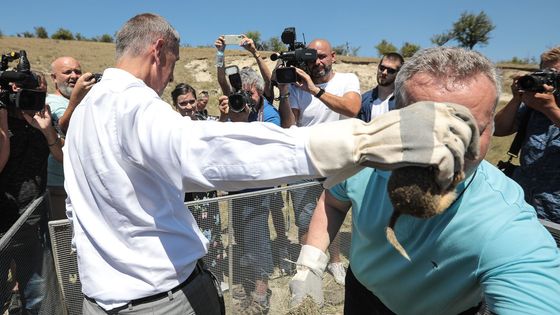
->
xmin=328 ymin=180 xmax=350 ymax=202
xmin=343 ymin=73 xmax=361 ymax=95
xmin=477 ymin=210 xmax=560 ymax=314
xmin=122 ymin=92 xmax=318 ymax=192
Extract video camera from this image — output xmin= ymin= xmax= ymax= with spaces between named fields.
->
xmin=0 ymin=50 xmax=46 ymax=111
xmin=517 ymin=68 xmax=560 ymax=93
xmin=226 ymin=66 xmax=255 ymax=113
xmin=271 ymin=27 xmax=317 ymax=84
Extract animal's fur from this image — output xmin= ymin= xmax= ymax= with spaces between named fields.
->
xmin=385 ymin=167 xmax=464 ymax=260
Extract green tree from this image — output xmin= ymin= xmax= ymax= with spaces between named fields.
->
xmin=22 ymin=31 xmax=35 ymax=38
xmin=431 ymin=33 xmax=453 ymax=46
xmin=35 ymin=26 xmax=48 ymax=38
xmin=263 ymin=36 xmax=285 ymax=52
xmin=51 ymin=28 xmax=74 ymax=40
xmin=431 ymin=11 xmax=495 ymax=50
xmin=74 ymin=33 xmax=85 ymax=41
xmin=400 ymin=42 xmax=420 ymax=58
xmin=98 ymin=34 xmax=114 ymax=43
xmin=0 ymin=29 xmax=3 ymax=38
xmin=453 ymin=11 xmax=495 ymax=49
xmin=375 ymin=39 xmax=397 ymax=57
xmin=245 ymin=31 xmax=262 ymax=48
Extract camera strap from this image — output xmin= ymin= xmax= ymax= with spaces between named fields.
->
xmin=505 ymin=107 xmax=532 ymax=160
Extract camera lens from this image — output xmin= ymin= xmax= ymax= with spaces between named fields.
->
xmin=228 ymin=94 xmax=245 ymax=113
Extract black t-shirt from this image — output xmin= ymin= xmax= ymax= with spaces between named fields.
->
xmin=0 ymin=116 xmax=49 ymax=233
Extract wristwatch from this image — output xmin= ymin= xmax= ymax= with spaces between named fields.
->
xmin=314 ymin=88 xmax=326 ymax=98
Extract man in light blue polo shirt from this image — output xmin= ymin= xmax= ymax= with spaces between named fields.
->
xmin=290 ymin=47 xmax=560 ymax=314
xmin=46 ymin=56 xmax=82 ymax=219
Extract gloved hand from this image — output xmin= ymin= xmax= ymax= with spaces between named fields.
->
xmin=289 ymin=245 xmax=329 ymax=307
xmin=306 ymin=101 xmax=479 ymax=190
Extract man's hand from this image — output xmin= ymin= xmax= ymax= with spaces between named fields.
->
xmin=522 ymin=85 xmax=558 ymax=113
xmin=72 ymin=72 xmax=97 ymax=101
xmin=214 ymin=36 xmax=225 ymax=51
xmin=289 ymin=245 xmax=328 ymax=307
xmin=22 ymin=104 xmax=53 ymax=131
xmin=240 ymin=35 xmax=258 ymax=56
xmin=306 ymin=101 xmax=480 ymax=190
xmin=293 ymin=68 xmax=320 ymax=96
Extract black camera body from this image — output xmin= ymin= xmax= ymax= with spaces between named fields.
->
xmin=92 ymin=73 xmax=103 ymax=82
xmin=0 ymin=50 xmax=46 ymax=111
xmin=227 ymin=69 xmax=254 ymax=113
xmin=271 ymin=27 xmax=317 ymax=84
xmin=517 ymin=69 xmax=560 ymax=93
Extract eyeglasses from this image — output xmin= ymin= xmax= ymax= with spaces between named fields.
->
xmin=178 ymin=99 xmax=197 ymax=106
xmin=378 ymin=64 xmax=399 ymax=75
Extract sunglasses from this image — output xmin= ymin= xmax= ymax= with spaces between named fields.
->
xmin=378 ymin=64 xmax=399 ymax=75
xmin=178 ymin=99 xmax=197 ymax=106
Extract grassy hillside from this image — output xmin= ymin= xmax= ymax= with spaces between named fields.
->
xmin=1 ymin=37 xmax=530 ymax=166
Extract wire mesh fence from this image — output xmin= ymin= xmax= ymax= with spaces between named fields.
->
xmin=11 ymin=184 xmax=560 ymax=314
xmin=0 ymin=192 xmax=64 ymax=315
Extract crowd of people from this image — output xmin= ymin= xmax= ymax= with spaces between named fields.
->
xmin=1 ymin=12 xmax=559 ymax=315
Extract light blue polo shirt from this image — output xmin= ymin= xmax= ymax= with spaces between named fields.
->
xmin=46 ymin=94 xmax=68 ymax=187
xmin=329 ymin=161 xmax=560 ymax=315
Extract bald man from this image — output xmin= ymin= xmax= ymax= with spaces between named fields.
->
xmin=46 ymin=56 xmax=83 ymax=219
xmin=275 ymin=38 xmax=361 ymax=285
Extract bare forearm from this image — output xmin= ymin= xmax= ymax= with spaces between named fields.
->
xmin=217 ymin=66 xmax=231 ymax=96
xmin=494 ymin=96 xmax=522 ymax=136
xmin=254 ymin=53 xmax=273 ymax=100
xmin=309 ymin=88 xmax=360 ymax=117
xmin=306 ymin=191 xmax=349 ymax=251
xmin=42 ymin=126 xmax=63 ymax=162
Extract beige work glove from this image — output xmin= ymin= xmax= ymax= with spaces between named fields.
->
xmin=289 ymin=245 xmax=329 ymax=308
xmin=306 ymin=101 xmax=479 ymax=189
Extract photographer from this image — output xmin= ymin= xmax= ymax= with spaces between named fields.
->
xmin=45 ymin=57 xmax=93 ymax=220
xmin=215 ymin=35 xmax=274 ymax=102
xmin=274 ymin=38 xmax=361 ymax=285
xmin=217 ymin=67 xmax=281 ymax=314
xmin=0 ymin=71 xmax=62 ymax=314
xmin=494 ymin=46 xmax=560 ymax=223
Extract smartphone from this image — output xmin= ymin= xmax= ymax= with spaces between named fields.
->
xmin=223 ymin=34 xmax=243 ymax=46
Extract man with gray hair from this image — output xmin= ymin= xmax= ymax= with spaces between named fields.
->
xmin=64 ymin=13 xmax=481 ymax=315
xmin=289 ymin=47 xmax=560 ymax=314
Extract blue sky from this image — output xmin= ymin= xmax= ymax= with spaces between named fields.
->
xmin=1 ymin=0 xmax=558 ymax=62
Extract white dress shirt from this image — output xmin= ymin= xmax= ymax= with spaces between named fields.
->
xmin=63 ymin=68 xmax=318 ymax=310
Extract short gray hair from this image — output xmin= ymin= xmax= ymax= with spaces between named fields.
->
xmin=115 ymin=13 xmax=180 ymax=60
xmin=394 ymin=47 xmax=501 ymax=110
xmin=240 ymin=67 xmax=264 ymax=95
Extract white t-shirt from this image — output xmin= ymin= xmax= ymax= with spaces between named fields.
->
xmin=371 ymin=94 xmax=394 ymax=119
xmin=289 ymin=72 xmax=360 ymax=127
xmin=64 ymin=68 xmax=318 ymax=310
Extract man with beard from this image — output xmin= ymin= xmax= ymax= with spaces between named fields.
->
xmin=46 ymin=57 xmax=85 ymax=219
xmin=358 ymin=52 xmax=404 ymax=122
xmin=276 ymin=38 xmax=361 ymax=285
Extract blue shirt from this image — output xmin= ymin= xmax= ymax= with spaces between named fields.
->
xmin=329 ymin=161 xmax=560 ymax=315
xmin=513 ymin=106 xmax=560 ymax=223
xmin=46 ymin=94 xmax=69 ymax=186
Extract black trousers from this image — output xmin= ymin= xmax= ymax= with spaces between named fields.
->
xmin=344 ymin=267 xmax=487 ymax=315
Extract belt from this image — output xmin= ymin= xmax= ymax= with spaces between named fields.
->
xmin=85 ymin=261 xmax=203 ymax=309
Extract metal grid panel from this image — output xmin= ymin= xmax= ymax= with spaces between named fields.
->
xmin=0 ymin=192 xmax=64 ymax=315
xmin=48 ymin=219 xmax=82 ymax=315
xmin=185 ymin=182 xmax=348 ymax=314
